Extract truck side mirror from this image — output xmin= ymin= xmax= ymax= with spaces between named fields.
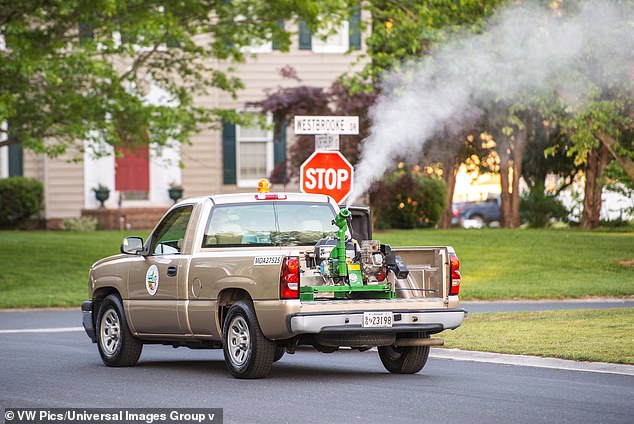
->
xmin=121 ymin=237 xmax=144 ymax=255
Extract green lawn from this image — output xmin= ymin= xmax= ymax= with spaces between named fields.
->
xmin=379 ymin=228 xmax=634 ymax=300
xmin=0 ymin=230 xmax=143 ymax=308
xmin=0 ymin=228 xmax=632 ymax=308
xmin=441 ymin=308 xmax=634 ymax=364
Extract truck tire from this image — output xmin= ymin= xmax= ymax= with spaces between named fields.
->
xmin=222 ymin=300 xmax=276 ymax=379
xmin=378 ymin=341 xmax=430 ymax=374
xmin=96 ymin=294 xmax=142 ymax=367
xmin=273 ymin=346 xmax=285 ymax=362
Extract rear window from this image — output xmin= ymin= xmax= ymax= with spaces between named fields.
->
xmin=202 ymin=202 xmax=338 ymax=247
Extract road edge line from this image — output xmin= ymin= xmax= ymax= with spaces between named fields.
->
xmin=430 ymin=348 xmax=634 ymax=376
xmin=0 ymin=327 xmax=84 ymax=334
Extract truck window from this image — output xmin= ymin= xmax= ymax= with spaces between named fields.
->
xmin=202 ymin=202 xmax=338 ymax=247
xmin=275 ymin=203 xmax=338 ymax=245
xmin=203 ymin=204 xmax=277 ymax=247
xmin=149 ymin=205 xmax=193 ymax=255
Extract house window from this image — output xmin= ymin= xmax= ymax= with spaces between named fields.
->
xmin=299 ymin=6 xmax=361 ymax=53
xmin=311 ymin=21 xmax=349 ymax=54
xmin=241 ymin=41 xmax=273 ymax=54
xmin=236 ymin=117 xmax=273 ymax=187
xmin=222 ymin=117 xmax=286 ymax=187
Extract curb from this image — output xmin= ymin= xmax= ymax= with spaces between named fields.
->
xmin=430 ymin=348 xmax=634 ymax=376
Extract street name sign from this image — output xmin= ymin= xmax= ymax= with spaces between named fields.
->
xmin=294 ymin=116 xmax=359 ymax=135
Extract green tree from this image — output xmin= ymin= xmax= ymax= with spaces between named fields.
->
xmin=354 ymin=0 xmax=506 ymax=86
xmin=369 ymin=164 xmax=446 ymax=229
xmin=539 ymin=1 xmax=634 ymax=229
xmin=0 ymin=0 xmax=351 ymax=158
xmin=348 ymin=0 xmax=505 ymax=221
xmin=549 ymin=98 xmax=634 ymax=229
xmin=519 ymin=111 xmax=579 ymax=227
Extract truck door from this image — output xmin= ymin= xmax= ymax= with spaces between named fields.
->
xmin=127 ymin=205 xmax=193 ymax=334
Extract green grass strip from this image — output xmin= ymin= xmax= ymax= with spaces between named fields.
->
xmin=441 ymin=308 xmax=634 ymax=364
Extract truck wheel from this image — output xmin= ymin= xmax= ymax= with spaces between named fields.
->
xmin=222 ymin=301 xmax=276 ymax=379
xmin=273 ymin=346 xmax=285 ymax=362
xmin=378 ymin=343 xmax=430 ymax=374
xmin=96 ymin=294 xmax=142 ymax=367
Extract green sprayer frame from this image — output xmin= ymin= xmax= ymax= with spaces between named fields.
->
xmin=299 ymin=284 xmax=394 ymax=301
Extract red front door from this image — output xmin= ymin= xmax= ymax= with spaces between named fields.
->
xmin=115 ymin=146 xmax=149 ymax=195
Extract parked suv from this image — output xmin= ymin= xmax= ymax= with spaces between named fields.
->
xmin=452 ymin=197 xmax=500 ymax=228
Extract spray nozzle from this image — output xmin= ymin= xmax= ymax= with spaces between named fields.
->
xmin=333 ymin=208 xmax=351 ymax=230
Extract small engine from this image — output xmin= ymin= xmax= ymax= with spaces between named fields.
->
xmin=307 ymin=209 xmax=407 ymax=289
xmin=360 ymin=240 xmax=386 ymax=285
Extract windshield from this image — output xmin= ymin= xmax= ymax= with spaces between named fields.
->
xmin=202 ymin=202 xmax=338 ymax=247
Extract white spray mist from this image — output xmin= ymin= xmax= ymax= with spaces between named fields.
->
xmin=347 ymin=0 xmax=634 ymax=206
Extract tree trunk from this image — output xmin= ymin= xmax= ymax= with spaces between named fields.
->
xmin=509 ymin=130 xmax=526 ymax=228
xmin=580 ymin=144 xmax=610 ymax=229
xmin=438 ymin=158 xmax=458 ymax=229
xmin=499 ymin=160 xmax=513 ymax=228
xmin=595 ymin=130 xmax=634 ymax=181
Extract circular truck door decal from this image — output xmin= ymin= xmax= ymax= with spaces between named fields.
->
xmin=146 ymin=264 xmax=159 ymax=295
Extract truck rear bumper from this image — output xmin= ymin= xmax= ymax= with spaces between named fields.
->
xmin=289 ymin=308 xmax=465 ymax=334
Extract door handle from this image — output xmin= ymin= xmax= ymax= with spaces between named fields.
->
xmin=167 ymin=266 xmax=177 ymax=277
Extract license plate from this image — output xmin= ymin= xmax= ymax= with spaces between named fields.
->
xmin=362 ymin=311 xmax=393 ymax=328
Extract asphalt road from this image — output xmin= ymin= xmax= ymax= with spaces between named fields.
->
xmin=2 ymin=298 xmax=631 ymax=330
xmin=1 ymin=310 xmax=633 ymax=424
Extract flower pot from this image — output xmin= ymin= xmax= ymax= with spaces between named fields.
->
xmin=168 ymin=188 xmax=183 ymax=203
xmin=94 ymin=189 xmax=110 ymax=208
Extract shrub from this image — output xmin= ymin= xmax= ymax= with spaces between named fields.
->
xmin=599 ymin=215 xmax=634 ymax=228
xmin=0 ymin=177 xmax=44 ymax=228
xmin=61 ymin=216 xmax=98 ymax=232
xmin=370 ymin=165 xmax=446 ymax=229
xmin=520 ymin=190 xmax=568 ymax=228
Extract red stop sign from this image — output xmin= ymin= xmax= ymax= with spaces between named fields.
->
xmin=300 ymin=151 xmax=354 ymax=204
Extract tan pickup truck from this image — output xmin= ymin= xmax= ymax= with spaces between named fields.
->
xmin=82 ymin=192 xmax=465 ymax=378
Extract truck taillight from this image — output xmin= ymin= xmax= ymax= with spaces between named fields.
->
xmin=280 ymin=256 xmax=300 ymax=299
xmin=449 ymin=253 xmax=461 ymax=296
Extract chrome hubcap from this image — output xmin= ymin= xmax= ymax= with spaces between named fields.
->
xmin=228 ymin=316 xmax=250 ymax=366
xmin=100 ymin=309 xmax=121 ymax=355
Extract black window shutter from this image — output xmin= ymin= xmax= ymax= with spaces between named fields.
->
xmin=349 ymin=5 xmax=362 ymax=50
xmin=8 ymin=142 xmax=23 ymax=177
xmin=272 ymin=20 xmax=285 ymax=51
xmin=79 ymin=22 xmax=94 ymax=45
xmin=222 ymin=121 xmax=236 ymax=185
xmin=299 ymin=21 xmax=312 ymax=50
xmin=274 ymin=121 xmax=287 ymax=165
